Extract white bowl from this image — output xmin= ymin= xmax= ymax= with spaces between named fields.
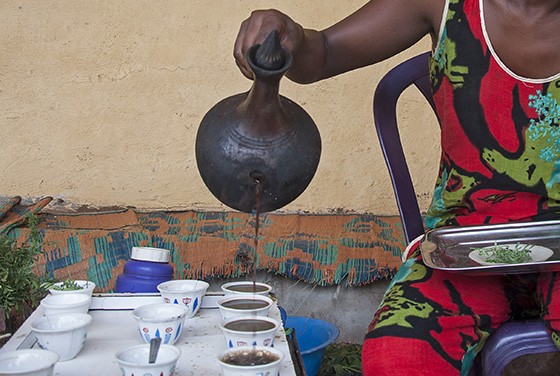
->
xmin=30 ymin=313 xmax=92 ymax=361
xmin=220 ymin=316 xmax=280 ymax=348
xmin=157 ymin=279 xmax=209 ymax=318
xmin=218 ymin=346 xmax=285 ymax=376
xmin=48 ymin=280 xmax=96 ymax=297
xmin=221 ymin=281 xmax=272 ymax=296
xmin=115 ymin=344 xmax=181 ymax=376
xmin=218 ymin=295 xmax=273 ymax=321
xmin=0 ymin=349 xmax=59 ymax=376
xmin=133 ymin=303 xmax=188 ymax=345
xmin=40 ymin=293 xmax=91 ymax=315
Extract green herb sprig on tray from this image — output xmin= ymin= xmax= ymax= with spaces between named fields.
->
xmin=473 ymin=242 xmax=533 ymax=264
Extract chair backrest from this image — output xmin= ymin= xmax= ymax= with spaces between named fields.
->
xmin=373 ymin=52 xmax=437 ymax=244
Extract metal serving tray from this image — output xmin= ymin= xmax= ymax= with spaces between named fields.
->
xmin=420 ymin=220 xmax=560 ymax=274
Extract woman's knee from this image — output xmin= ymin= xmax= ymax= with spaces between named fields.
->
xmin=362 ymin=336 xmax=461 ymax=376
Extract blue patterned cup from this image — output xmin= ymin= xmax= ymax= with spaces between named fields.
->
xmin=218 ymin=346 xmax=285 ymax=376
xmin=220 ymin=316 xmax=280 ymax=348
xmin=132 ymin=303 xmax=188 ymax=345
xmin=157 ymin=280 xmax=209 ymax=318
xmin=116 ymin=344 xmax=180 ymax=376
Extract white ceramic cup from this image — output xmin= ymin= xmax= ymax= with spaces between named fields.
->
xmin=217 ymin=295 xmax=273 ymax=321
xmin=220 ymin=316 xmax=280 ymax=348
xmin=157 ymin=279 xmax=209 ymax=318
xmin=30 ymin=313 xmax=92 ymax=361
xmin=0 ymin=349 xmax=59 ymax=376
xmin=48 ymin=280 xmax=96 ymax=297
xmin=115 ymin=344 xmax=181 ymax=376
xmin=221 ymin=281 xmax=272 ymax=296
xmin=132 ymin=303 xmax=188 ymax=345
xmin=218 ymin=346 xmax=285 ymax=376
xmin=40 ymin=293 xmax=91 ymax=315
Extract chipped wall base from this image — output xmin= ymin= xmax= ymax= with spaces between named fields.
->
xmin=137 ymin=210 xmax=405 ymax=287
xmin=4 ymin=196 xmax=405 ymax=288
xmin=21 ymin=209 xmax=405 ymax=290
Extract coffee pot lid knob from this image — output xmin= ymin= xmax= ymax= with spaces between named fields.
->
xmin=254 ymin=30 xmax=285 ymax=70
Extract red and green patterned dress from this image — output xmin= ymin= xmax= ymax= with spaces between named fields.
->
xmin=426 ymin=0 xmax=560 ymax=229
xmin=363 ymin=0 xmax=560 ymax=375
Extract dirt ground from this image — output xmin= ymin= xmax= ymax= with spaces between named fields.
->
xmin=503 ymin=352 xmax=560 ymax=376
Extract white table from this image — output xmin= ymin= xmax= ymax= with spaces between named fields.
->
xmin=1 ymin=293 xmax=299 ymax=375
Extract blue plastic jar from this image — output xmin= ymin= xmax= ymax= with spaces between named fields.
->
xmin=115 ymin=247 xmax=174 ymax=293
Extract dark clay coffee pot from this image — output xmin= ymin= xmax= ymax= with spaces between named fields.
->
xmin=195 ymin=31 xmax=321 ymax=213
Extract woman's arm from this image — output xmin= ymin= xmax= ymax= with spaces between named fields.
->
xmin=234 ymin=0 xmax=445 ymax=84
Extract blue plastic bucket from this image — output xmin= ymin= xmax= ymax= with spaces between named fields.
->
xmin=285 ymin=316 xmax=340 ymax=376
xmin=278 ymin=305 xmax=288 ymax=327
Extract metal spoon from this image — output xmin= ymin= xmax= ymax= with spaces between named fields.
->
xmin=149 ymin=337 xmax=162 ymax=364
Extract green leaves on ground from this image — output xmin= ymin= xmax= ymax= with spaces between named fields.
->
xmin=319 ymin=342 xmax=362 ymax=376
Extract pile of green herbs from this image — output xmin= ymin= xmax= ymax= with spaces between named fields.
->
xmin=48 ymin=279 xmax=83 ymax=291
xmin=0 ymin=214 xmax=50 ymax=336
xmin=473 ymin=242 xmax=533 ymax=264
xmin=318 ymin=342 xmax=362 ymax=376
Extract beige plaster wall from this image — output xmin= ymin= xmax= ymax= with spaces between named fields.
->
xmin=0 ymin=1 xmax=439 ymax=215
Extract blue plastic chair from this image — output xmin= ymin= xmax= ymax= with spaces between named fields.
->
xmin=373 ymin=51 xmax=558 ymax=376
